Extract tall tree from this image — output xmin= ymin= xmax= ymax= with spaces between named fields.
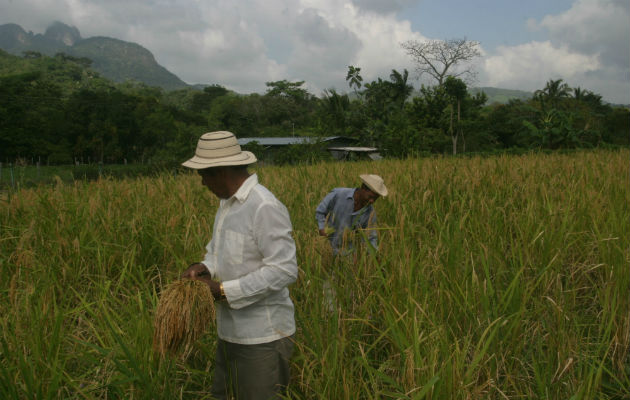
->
xmin=443 ymin=76 xmax=467 ymax=154
xmin=401 ymin=38 xmax=481 ymax=86
xmin=534 ymin=78 xmax=571 ymax=110
xmin=346 ymin=65 xmax=363 ymax=97
xmin=320 ymin=89 xmax=350 ymax=135
xmin=389 ymin=69 xmax=414 ymax=109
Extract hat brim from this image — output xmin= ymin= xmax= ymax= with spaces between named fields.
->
xmin=181 ymin=151 xmax=257 ymax=169
xmin=360 ymin=174 xmax=388 ymax=197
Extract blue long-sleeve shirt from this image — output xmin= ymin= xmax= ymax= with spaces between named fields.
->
xmin=315 ymin=187 xmax=378 ymax=255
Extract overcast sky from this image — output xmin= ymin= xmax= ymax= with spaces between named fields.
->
xmin=1 ymin=0 xmax=628 ymax=103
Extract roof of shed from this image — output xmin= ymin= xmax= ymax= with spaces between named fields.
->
xmin=238 ymin=136 xmax=357 ymax=146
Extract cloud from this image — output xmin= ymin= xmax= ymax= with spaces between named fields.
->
xmin=531 ymin=0 xmax=629 ymax=68
xmin=482 ymin=41 xmax=601 ymax=89
xmin=481 ymin=0 xmax=629 ymax=103
xmin=350 ymin=0 xmax=420 ymax=14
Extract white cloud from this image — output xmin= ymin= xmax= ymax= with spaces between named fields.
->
xmin=532 ymin=0 xmax=629 ymax=68
xmin=480 ymin=0 xmax=629 ymax=104
xmin=350 ymin=0 xmax=420 ymax=14
xmin=483 ymin=41 xmax=600 ymax=90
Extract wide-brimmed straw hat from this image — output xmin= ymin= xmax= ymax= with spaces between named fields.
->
xmin=360 ymin=174 xmax=388 ymax=197
xmin=182 ymin=131 xmax=257 ymax=169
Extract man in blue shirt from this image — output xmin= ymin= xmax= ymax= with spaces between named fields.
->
xmin=315 ymin=174 xmax=388 ymax=256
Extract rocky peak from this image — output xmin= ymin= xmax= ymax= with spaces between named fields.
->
xmin=44 ymin=21 xmax=81 ymax=46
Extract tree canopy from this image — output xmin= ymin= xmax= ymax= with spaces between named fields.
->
xmin=0 ymin=50 xmax=627 ymax=166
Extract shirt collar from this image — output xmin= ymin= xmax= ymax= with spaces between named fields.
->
xmin=232 ymin=173 xmax=258 ymax=203
xmin=346 ymin=188 xmax=357 ymax=200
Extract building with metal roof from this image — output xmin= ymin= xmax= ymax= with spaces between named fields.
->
xmin=238 ymin=136 xmax=382 ymax=163
xmin=327 ymin=146 xmax=383 ymax=161
xmin=237 ymin=136 xmax=357 ymax=147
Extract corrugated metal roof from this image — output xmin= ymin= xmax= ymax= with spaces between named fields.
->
xmin=327 ymin=146 xmax=379 ymax=152
xmin=238 ymin=136 xmax=357 ymax=146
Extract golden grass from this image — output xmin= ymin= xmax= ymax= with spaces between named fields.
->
xmin=152 ymin=279 xmax=215 ymax=359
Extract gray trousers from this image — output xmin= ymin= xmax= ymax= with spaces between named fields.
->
xmin=210 ymin=336 xmax=294 ymax=400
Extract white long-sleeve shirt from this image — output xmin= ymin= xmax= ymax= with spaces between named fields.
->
xmin=200 ymin=174 xmax=297 ymax=345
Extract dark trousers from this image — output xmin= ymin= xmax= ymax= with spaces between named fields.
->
xmin=210 ymin=336 xmax=294 ymax=400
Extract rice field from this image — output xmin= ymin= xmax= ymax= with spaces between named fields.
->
xmin=0 ymin=149 xmax=628 ymax=399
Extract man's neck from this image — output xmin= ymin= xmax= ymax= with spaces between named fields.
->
xmin=223 ymin=172 xmax=251 ymax=199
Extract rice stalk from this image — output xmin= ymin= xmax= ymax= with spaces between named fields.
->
xmin=152 ymin=279 xmax=215 ymax=359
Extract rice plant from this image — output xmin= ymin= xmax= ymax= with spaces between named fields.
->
xmin=0 ymin=149 xmax=628 ymax=399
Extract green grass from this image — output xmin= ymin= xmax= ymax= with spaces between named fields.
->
xmin=1 ymin=149 xmax=628 ymax=399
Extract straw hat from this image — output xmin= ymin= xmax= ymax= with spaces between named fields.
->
xmin=360 ymin=174 xmax=388 ymax=197
xmin=182 ymin=131 xmax=257 ymax=169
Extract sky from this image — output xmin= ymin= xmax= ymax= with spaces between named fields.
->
xmin=1 ymin=0 xmax=628 ymax=104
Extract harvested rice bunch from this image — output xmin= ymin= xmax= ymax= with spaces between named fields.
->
xmin=153 ymin=279 xmax=215 ymax=358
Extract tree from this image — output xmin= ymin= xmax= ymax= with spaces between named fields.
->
xmin=346 ymin=65 xmax=363 ymax=97
xmin=263 ymin=80 xmax=316 ymax=135
xmin=443 ymin=76 xmax=467 ymax=154
xmin=190 ymin=84 xmax=228 ymax=113
xmin=265 ymin=80 xmax=309 ymax=101
xmin=389 ymin=69 xmax=413 ymax=110
xmin=534 ymin=79 xmax=571 ymax=110
xmin=320 ymin=89 xmax=350 ymax=135
xmin=401 ymin=38 xmax=481 ymax=86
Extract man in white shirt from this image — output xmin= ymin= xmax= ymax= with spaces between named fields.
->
xmin=180 ymin=131 xmax=298 ymax=400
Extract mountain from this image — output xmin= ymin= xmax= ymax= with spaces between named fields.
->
xmin=0 ymin=22 xmax=188 ymax=90
xmin=470 ymin=86 xmax=533 ymax=104
xmin=70 ymin=37 xmax=187 ymax=90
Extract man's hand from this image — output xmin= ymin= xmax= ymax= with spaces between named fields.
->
xmin=319 ymin=229 xmax=327 ymax=237
xmin=193 ymin=275 xmax=222 ymax=300
xmin=181 ymin=263 xmax=209 ymax=279
xmin=181 ymin=263 xmax=223 ymax=301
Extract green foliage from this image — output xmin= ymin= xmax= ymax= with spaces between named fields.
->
xmin=346 ymin=65 xmax=363 ymax=95
xmin=269 ymin=142 xmax=332 ymax=165
xmin=0 ymin=49 xmax=627 ymax=166
xmin=190 ymin=84 xmax=229 ymax=113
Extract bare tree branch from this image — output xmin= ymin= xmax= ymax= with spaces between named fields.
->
xmin=401 ymin=38 xmax=481 ymax=86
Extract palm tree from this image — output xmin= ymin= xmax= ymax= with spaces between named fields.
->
xmin=346 ymin=66 xmax=363 ymax=98
xmin=573 ymin=86 xmax=585 ymax=102
xmin=388 ymin=69 xmax=413 ymax=109
xmin=535 ymin=79 xmax=571 ymax=110
xmin=321 ymin=89 xmax=350 ymax=134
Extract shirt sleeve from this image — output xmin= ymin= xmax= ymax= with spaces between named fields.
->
xmin=315 ymin=190 xmax=337 ymax=230
xmin=200 ymin=239 xmax=217 ymax=279
xmin=221 ymin=201 xmax=298 ymax=310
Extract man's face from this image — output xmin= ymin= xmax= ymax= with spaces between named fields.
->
xmin=356 ymin=187 xmax=379 ymax=209
xmin=198 ymin=168 xmax=228 ymax=198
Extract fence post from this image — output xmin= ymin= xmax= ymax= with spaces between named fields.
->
xmin=10 ymin=163 xmax=14 ymax=189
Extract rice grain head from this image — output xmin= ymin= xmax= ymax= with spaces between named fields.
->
xmin=153 ymin=279 xmax=215 ymax=359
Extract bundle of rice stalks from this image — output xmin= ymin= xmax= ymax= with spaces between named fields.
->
xmin=153 ymin=279 xmax=215 ymax=359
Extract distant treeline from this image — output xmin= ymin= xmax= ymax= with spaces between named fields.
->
xmin=1 ymin=50 xmax=628 ymax=165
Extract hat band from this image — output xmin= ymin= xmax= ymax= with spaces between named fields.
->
xmin=196 ymin=143 xmax=242 ymax=159
xmin=186 ymin=152 xmax=253 ymax=166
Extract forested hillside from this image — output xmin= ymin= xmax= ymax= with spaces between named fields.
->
xmin=0 ymin=50 xmax=628 ymax=166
